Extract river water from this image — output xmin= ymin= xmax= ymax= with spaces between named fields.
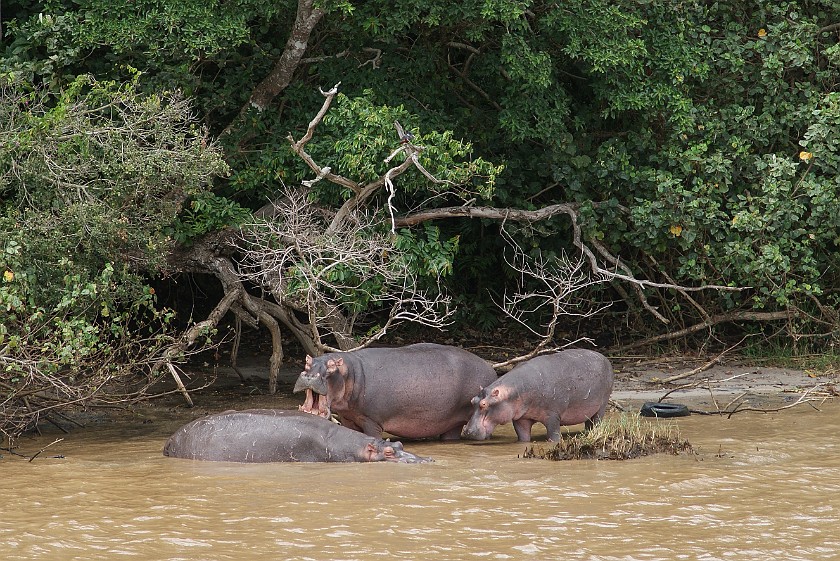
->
xmin=2 ymin=400 xmax=838 ymax=561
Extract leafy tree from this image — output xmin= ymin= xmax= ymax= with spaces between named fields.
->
xmin=1 ymin=0 xmax=839 ymax=437
xmin=0 ymin=75 xmax=228 ymax=438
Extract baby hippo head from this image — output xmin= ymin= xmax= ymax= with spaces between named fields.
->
xmin=461 ymin=384 xmax=520 ymax=441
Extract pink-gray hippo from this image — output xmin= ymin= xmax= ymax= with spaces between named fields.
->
xmin=163 ymin=409 xmax=431 ymax=463
xmin=462 ymin=349 xmax=614 ymax=442
xmin=293 ymin=343 xmax=499 ymax=440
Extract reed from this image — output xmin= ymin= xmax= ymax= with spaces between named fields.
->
xmin=522 ymin=413 xmax=693 ymax=461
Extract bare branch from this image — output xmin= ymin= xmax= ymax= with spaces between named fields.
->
xmin=488 ymin=226 xmax=605 ymax=370
xmin=615 ymin=310 xmax=794 ymax=353
xmin=286 ymin=83 xmax=362 ymax=195
xmin=658 ymin=335 xmax=752 ymax=384
xmin=395 ymin=202 xmax=744 ymax=327
xmin=726 ymin=384 xmax=829 ymax=418
xmin=236 ymin=188 xmax=453 ymax=354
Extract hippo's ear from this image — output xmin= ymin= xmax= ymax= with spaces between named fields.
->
xmin=326 ymin=357 xmax=344 ymax=374
xmin=491 ymin=388 xmax=500 ymax=397
xmin=365 ymin=442 xmax=380 ymax=460
xmin=325 ymin=357 xmax=346 ymax=375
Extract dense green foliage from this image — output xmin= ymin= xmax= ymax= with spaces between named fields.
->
xmin=2 ymin=0 xmax=840 ymax=359
xmin=0 ymin=73 xmax=228 ymax=436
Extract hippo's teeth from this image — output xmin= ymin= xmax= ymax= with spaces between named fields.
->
xmin=298 ymin=389 xmax=331 ymax=418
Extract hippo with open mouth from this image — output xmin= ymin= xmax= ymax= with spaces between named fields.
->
xmin=294 ymin=343 xmax=498 ymax=440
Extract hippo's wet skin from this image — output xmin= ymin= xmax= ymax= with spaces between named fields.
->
xmin=163 ymin=409 xmax=431 ymax=463
xmin=294 ymin=343 xmax=498 ymax=440
xmin=462 ymin=349 xmax=614 ymax=442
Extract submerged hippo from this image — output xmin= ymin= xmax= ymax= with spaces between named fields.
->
xmin=163 ymin=409 xmax=431 ymax=463
xmin=294 ymin=343 xmax=498 ymax=440
xmin=462 ymin=349 xmax=614 ymax=442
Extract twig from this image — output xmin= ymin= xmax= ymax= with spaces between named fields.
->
xmin=166 ymin=363 xmax=194 ymax=407
xmin=659 ymin=335 xmax=749 ymax=383
xmin=29 ymin=438 xmax=64 ymax=462
xmin=656 ymin=372 xmax=747 ymax=402
xmin=721 ymin=391 xmax=748 ymax=413
xmin=230 ymin=316 xmax=246 ymax=381
xmin=725 ymin=384 xmax=828 ymax=418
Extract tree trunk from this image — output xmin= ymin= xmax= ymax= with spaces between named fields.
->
xmin=247 ymin=0 xmax=324 ymax=112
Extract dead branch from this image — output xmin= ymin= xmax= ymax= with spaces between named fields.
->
xmin=658 ymin=335 xmax=751 ymax=383
xmin=286 ymin=85 xmax=443 ymax=237
xmin=488 ymin=225 xmax=603 ymax=370
xmin=615 ymin=310 xmax=793 ymax=353
xmin=236 ymin=187 xmax=454 ymax=356
xmin=656 ymin=372 xmax=748 ymax=403
xmin=725 ymin=384 xmax=829 ymax=418
xmin=151 ymin=287 xmax=240 ymax=405
xmin=165 ymin=363 xmax=193 ymax=407
xmin=394 ymin=203 xmax=743 ymax=296
xmin=28 ymin=438 xmax=64 ymax=462
xmin=286 ymin=83 xmax=362 ymax=195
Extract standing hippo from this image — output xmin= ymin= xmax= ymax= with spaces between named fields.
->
xmin=462 ymin=349 xmax=614 ymax=442
xmin=293 ymin=343 xmax=498 ymax=440
xmin=163 ymin=409 xmax=431 ymax=463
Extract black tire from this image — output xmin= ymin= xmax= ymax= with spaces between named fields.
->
xmin=639 ymin=402 xmax=691 ymax=418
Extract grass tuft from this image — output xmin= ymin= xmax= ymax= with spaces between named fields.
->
xmin=522 ymin=413 xmax=693 ymax=461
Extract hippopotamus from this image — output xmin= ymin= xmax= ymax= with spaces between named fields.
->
xmin=163 ymin=409 xmax=431 ymax=463
xmin=293 ymin=343 xmax=498 ymax=440
xmin=462 ymin=349 xmax=614 ymax=442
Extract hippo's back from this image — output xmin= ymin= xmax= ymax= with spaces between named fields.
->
xmin=353 ymin=343 xmax=497 ymax=384
xmin=163 ymin=409 xmax=350 ymax=462
xmin=509 ymin=349 xmax=614 ymax=397
xmin=351 ymin=343 xmax=497 ymax=402
xmin=344 ymin=343 xmax=498 ymax=437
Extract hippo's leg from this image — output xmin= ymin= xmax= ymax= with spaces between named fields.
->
xmin=440 ymin=425 xmax=464 ymax=441
xmin=543 ymin=415 xmax=562 ymax=442
xmin=512 ymin=418 xmax=535 ymax=442
xmin=357 ymin=417 xmax=385 ymax=438
xmin=340 ymin=417 xmax=362 ymax=432
xmin=584 ymin=402 xmax=608 ymax=430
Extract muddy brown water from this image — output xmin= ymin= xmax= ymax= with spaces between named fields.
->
xmin=2 ymin=399 xmax=839 ymax=561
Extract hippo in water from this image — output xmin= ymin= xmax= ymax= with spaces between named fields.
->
xmin=293 ymin=343 xmax=498 ymax=440
xmin=163 ymin=409 xmax=431 ymax=463
xmin=462 ymin=349 xmax=614 ymax=442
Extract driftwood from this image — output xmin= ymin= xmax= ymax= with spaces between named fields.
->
xmin=28 ymin=438 xmax=64 ymax=462
xmin=724 ymin=384 xmax=830 ymax=418
xmin=658 ymin=335 xmax=751 ymax=384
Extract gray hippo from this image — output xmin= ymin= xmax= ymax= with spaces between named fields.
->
xmin=163 ymin=409 xmax=431 ymax=463
xmin=462 ymin=349 xmax=614 ymax=442
xmin=293 ymin=343 xmax=498 ymax=440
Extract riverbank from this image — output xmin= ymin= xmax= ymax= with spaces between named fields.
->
xmin=168 ymin=350 xmax=839 ymax=420
xmin=12 ymin=348 xmax=837 ymax=441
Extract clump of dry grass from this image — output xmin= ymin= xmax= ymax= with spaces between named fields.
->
xmin=522 ymin=413 xmax=693 ymax=461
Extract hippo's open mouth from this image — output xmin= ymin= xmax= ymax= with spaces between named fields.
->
xmin=298 ymin=389 xmax=331 ymax=418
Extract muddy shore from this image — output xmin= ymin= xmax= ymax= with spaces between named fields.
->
xmin=4 ymin=348 xmax=838 ymax=455
xmin=157 ymin=351 xmax=839 ymax=422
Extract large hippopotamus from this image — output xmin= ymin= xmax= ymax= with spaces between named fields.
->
xmin=163 ymin=409 xmax=431 ymax=463
xmin=293 ymin=343 xmax=498 ymax=440
xmin=462 ymin=349 xmax=614 ymax=442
